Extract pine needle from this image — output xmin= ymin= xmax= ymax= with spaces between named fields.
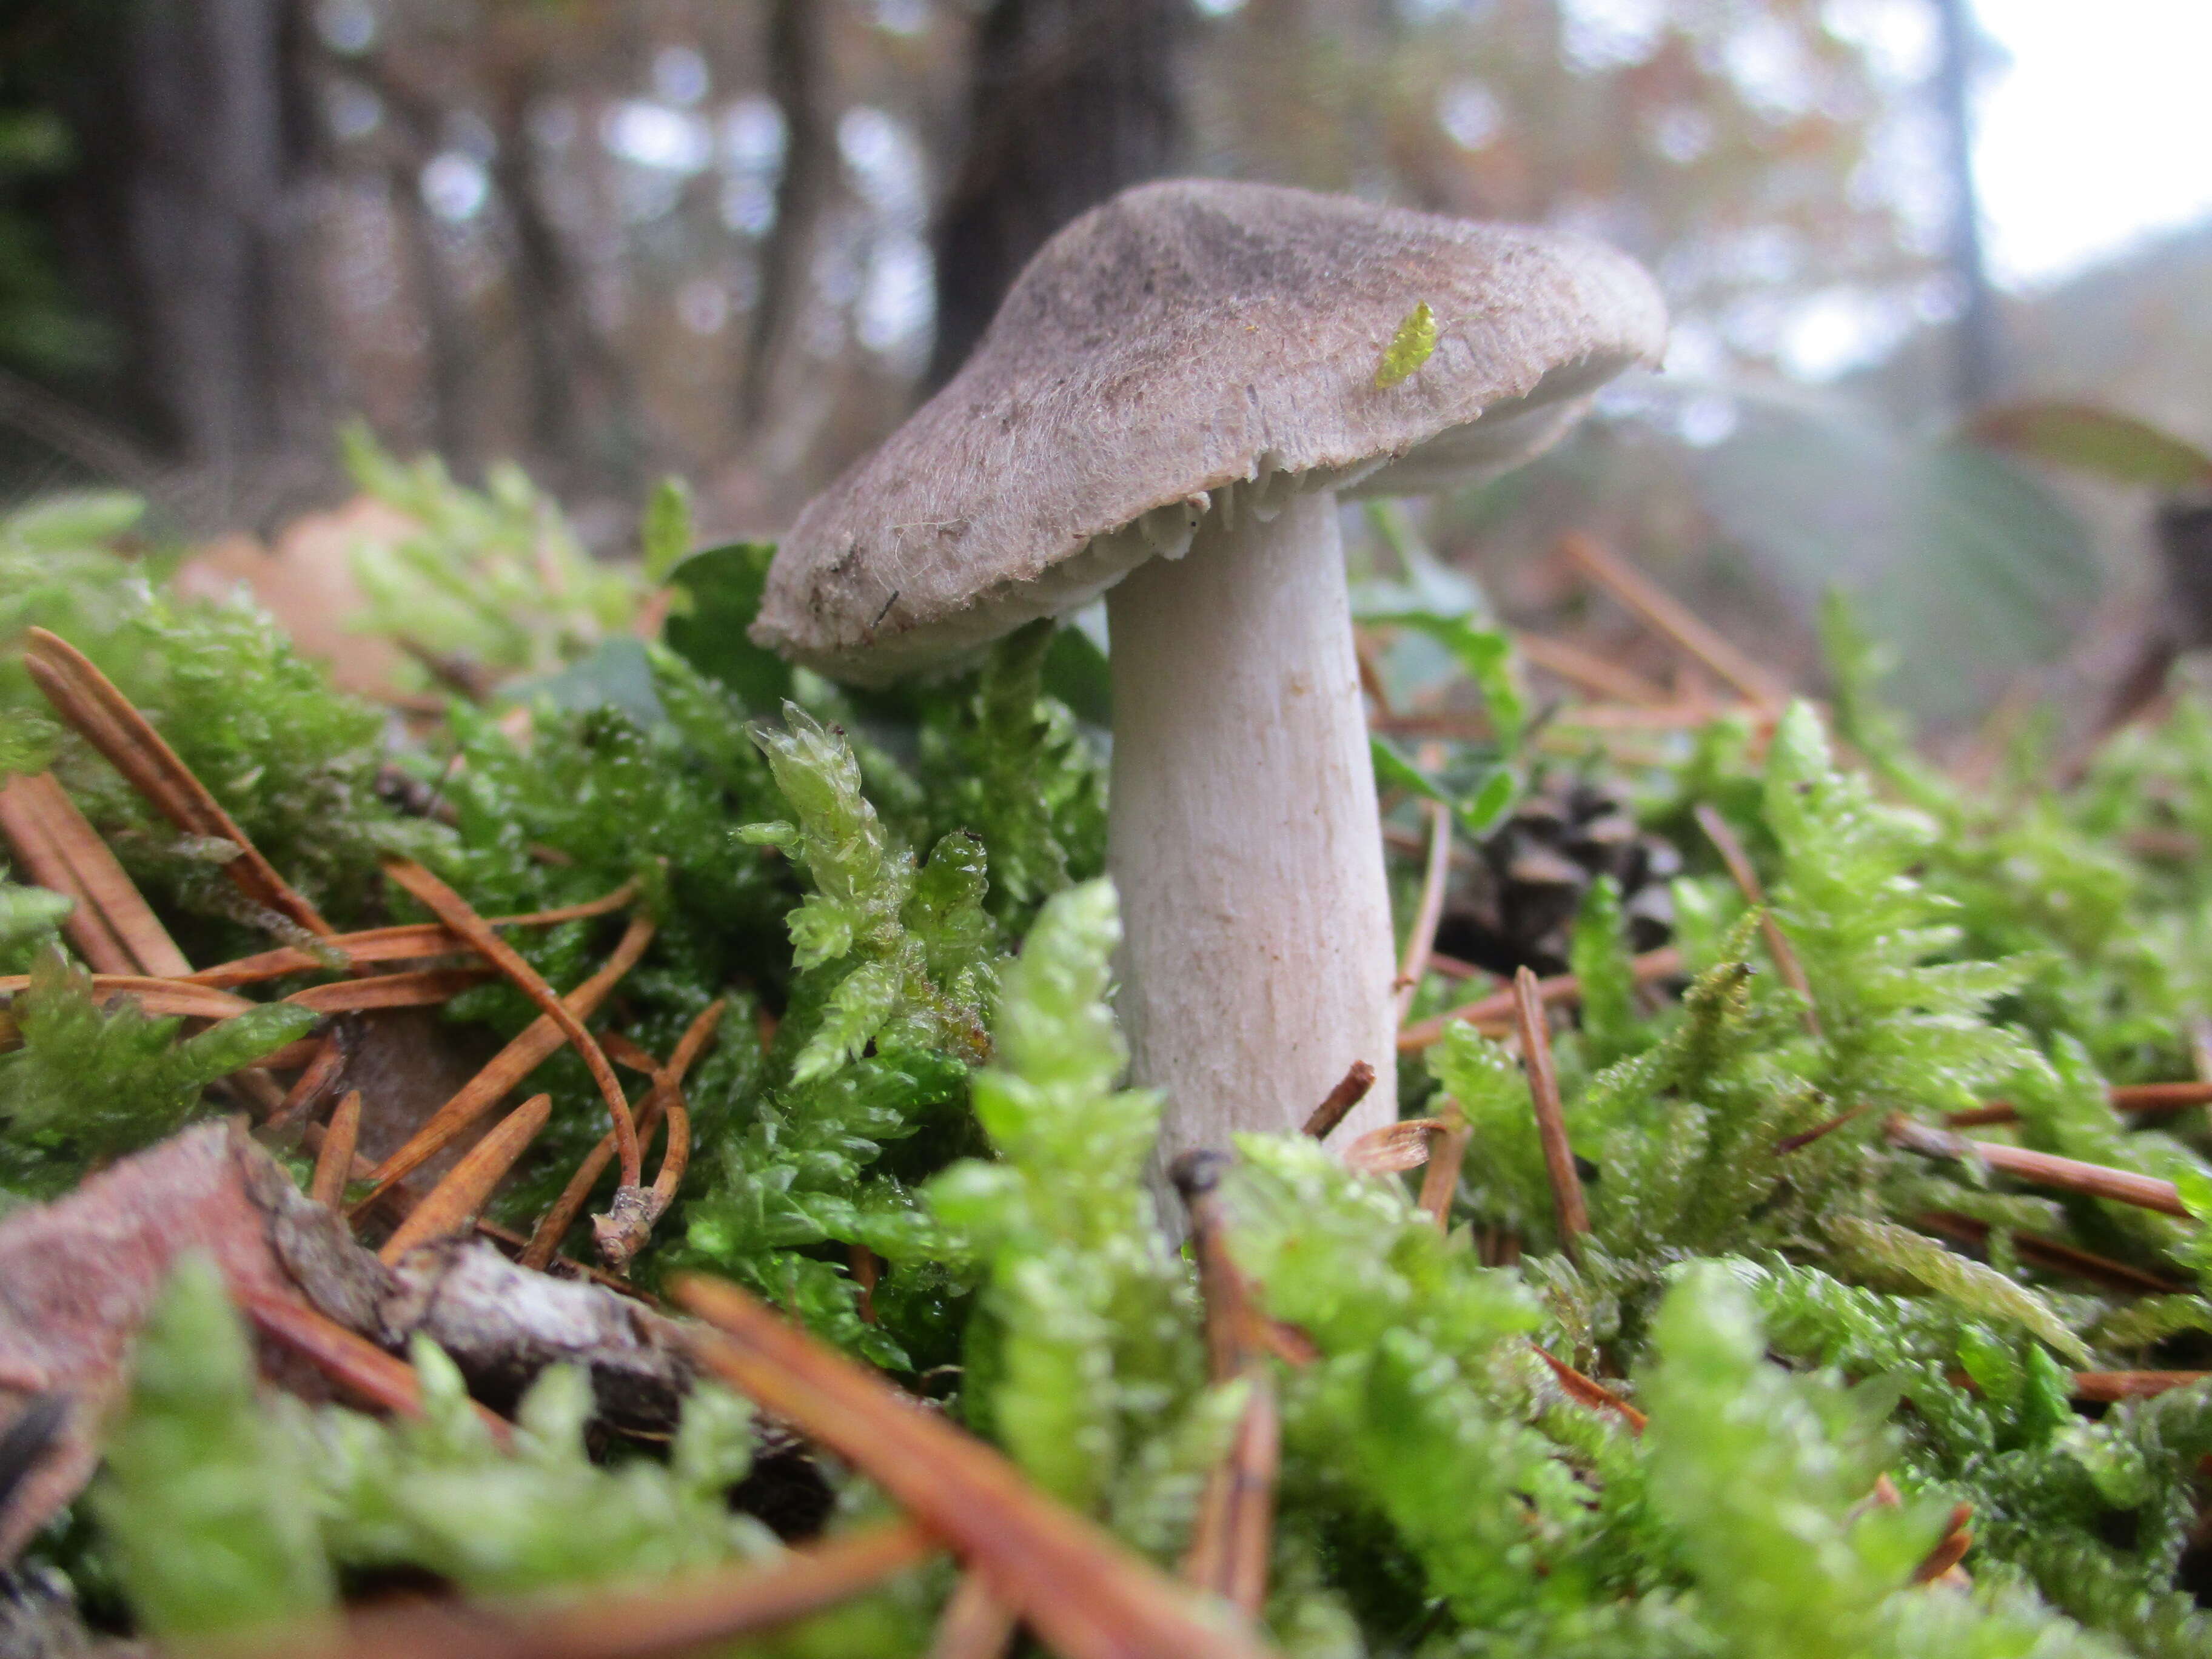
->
xmin=379 ymin=1093 xmax=552 ymax=1263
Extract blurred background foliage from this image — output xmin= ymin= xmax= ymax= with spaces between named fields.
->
xmin=0 ymin=0 xmax=2202 ymax=734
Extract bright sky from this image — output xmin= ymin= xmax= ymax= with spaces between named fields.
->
xmin=1976 ymin=1 xmax=2212 ymax=288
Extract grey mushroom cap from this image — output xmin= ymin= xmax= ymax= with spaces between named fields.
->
xmin=754 ymin=178 xmax=1667 ymax=684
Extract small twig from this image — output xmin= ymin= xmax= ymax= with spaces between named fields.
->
xmin=1887 ymin=1114 xmax=2189 ymax=1217
xmin=1301 ymin=1060 xmax=1376 ymax=1140
xmin=1393 ymin=800 xmax=1453 ymax=1028
xmin=295 ymin=1519 xmax=934 ymax=1659
xmin=384 ymin=858 xmax=640 ymax=1189
xmin=1513 ymin=631 xmax=1669 ymax=706
xmin=1397 ymin=947 xmax=1681 ymax=1051
xmin=1914 ymin=1211 xmax=2187 ymax=1296
xmin=235 ymin=1286 xmax=512 ymax=1446
xmin=1515 ymin=967 xmax=1588 ymax=1264
xmin=675 ymin=1276 xmax=1278 ymax=1659
xmin=927 ymin=1574 xmax=1019 ymax=1659
xmin=379 ymin=1093 xmax=552 ymax=1263
xmin=358 ymin=916 xmax=654 ymax=1204
xmin=1557 ymin=534 xmax=1790 ymax=709
xmin=1695 ymin=803 xmax=1818 ymax=1033
xmin=1415 ymin=1104 xmax=1470 ymax=1233
xmin=22 ymin=627 xmax=333 ymax=936
xmin=473 ymin=1219 xmax=665 ymax=1305
xmin=310 ymin=1090 xmax=363 ymax=1208
xmin=1528 ymin=1342 xmax=1646 ymax=1434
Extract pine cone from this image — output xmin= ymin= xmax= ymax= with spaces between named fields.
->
xmin=1433 ymin=776 xmax=1679 ymax=978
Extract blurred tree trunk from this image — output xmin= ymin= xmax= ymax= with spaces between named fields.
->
xmin=1931 ymin=0 xmax=1999 ymax=407
xmin=741 ymin=0 xmax=843 ymax=476
xmin=49 ymin=0 xmax=331 ymax=489
xmin=926 ymin=0 xmax=1186 ymax=387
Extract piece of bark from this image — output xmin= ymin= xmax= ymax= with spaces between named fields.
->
xmin=0 ymin=1120 xmax=702 ymax=1553
xmin=0 ymin=1121 xmax=315 ymax=1558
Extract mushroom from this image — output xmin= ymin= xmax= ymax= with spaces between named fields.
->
xmin=754 ymin=179 xmax=1665 ymax=1167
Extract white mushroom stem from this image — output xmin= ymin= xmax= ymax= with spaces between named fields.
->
xmin=1107 ymin=483 xmax=1398 ymax=1173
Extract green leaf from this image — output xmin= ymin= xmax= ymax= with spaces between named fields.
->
xmin=663 ymin=541 xmax=793 ymax=713
xmin=1375 ymin=300 xmax=1438 ymax=389
xmin=1366 ymin=612 xmax=1526 ymax=753
xmin=1971 ymin=400 xmax=2212 ymax=492
xmin=641 ymin=475 xmax=695 ymax=584
xmin=505 ymin=637 xmax=668 ymax=728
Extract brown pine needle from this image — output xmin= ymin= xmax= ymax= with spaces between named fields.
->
xmin=1695 ymin=802 xmax=1818 ymax=1031
xmin=1398 ymin=947 xmax=1681 ymax=1051
xmin=849 ymin=1242 xmax=882 ymax=1324
xmin=235 ymin=1285 xmax=512 ymax=1446
xmin=267 ymin=1031 xmax=351 ymax=1132
xmin=1172 ymin=1152 xmax=1279 ymax=1617
xmin=1 ymin=772 xmax=190 ymax=976
xmin=22 ymin=626 xmax=333 ymax=936
xmin=1513 ymin=631 xmax=1669 ymax=706
xmin=0 ymin=972 xmax=250 ymax=1019
xmin=2113 ymin=1080 xmax=2212 ymax=1113
xmin=1909 ymin=1504 xmax=1976 ymax=1586
xmin=1393 ymin=800 xmax=1454 ymax=1027
xmin=358 ymin=915 xmax=654 ymax=1204
xmin=379 ymin=1093 xmax=552 ymax=1264
xmin=1557 ymin=533 xmax=1789 ymax=709
xmin=675 ymin=1275 xmax=1279 ymax=1659
xmin=927 ymin=1574 xmax=1020 ymax=1659
xmin=1302 ymin=1061 xmax=1376 ymax=1140
xmin=0 ymin=778 xmax=133 ymax=969
xmin=1529 ymin=1342 xmax=1647 ymax=1434
xmin=295 ymin=1519 xmax=933 ymax=1659
xmin=1416 ymin=1105 xmax=1470 ymax=1233
xmin=287 ymin=966 xmax=497 ymax=1014
xmin=522 ymin=999 xmax=723 ymax=1271
xmin=1 ymin=774 xmax=128 ymax=972
xmin=383 ymin=858 xmax=640 ymax=1188
xmin=1952 ymin=1081 xmax=2212 ymax=1130
xmin=187 ymin=880 xmax=641 ymax=990
xmin=1516 ymin=967 xmax=1589 ymax=1263
xmin=1888 ymin=1114 xmax=2190 ymax=1217
xmin=2071 ymin=1372 xmax=2211 ymax=1402
xmin=311 ymin=1090 xmax=363 ymax=1208
xmin=30 ymin=773 xmax=191 ymax=975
